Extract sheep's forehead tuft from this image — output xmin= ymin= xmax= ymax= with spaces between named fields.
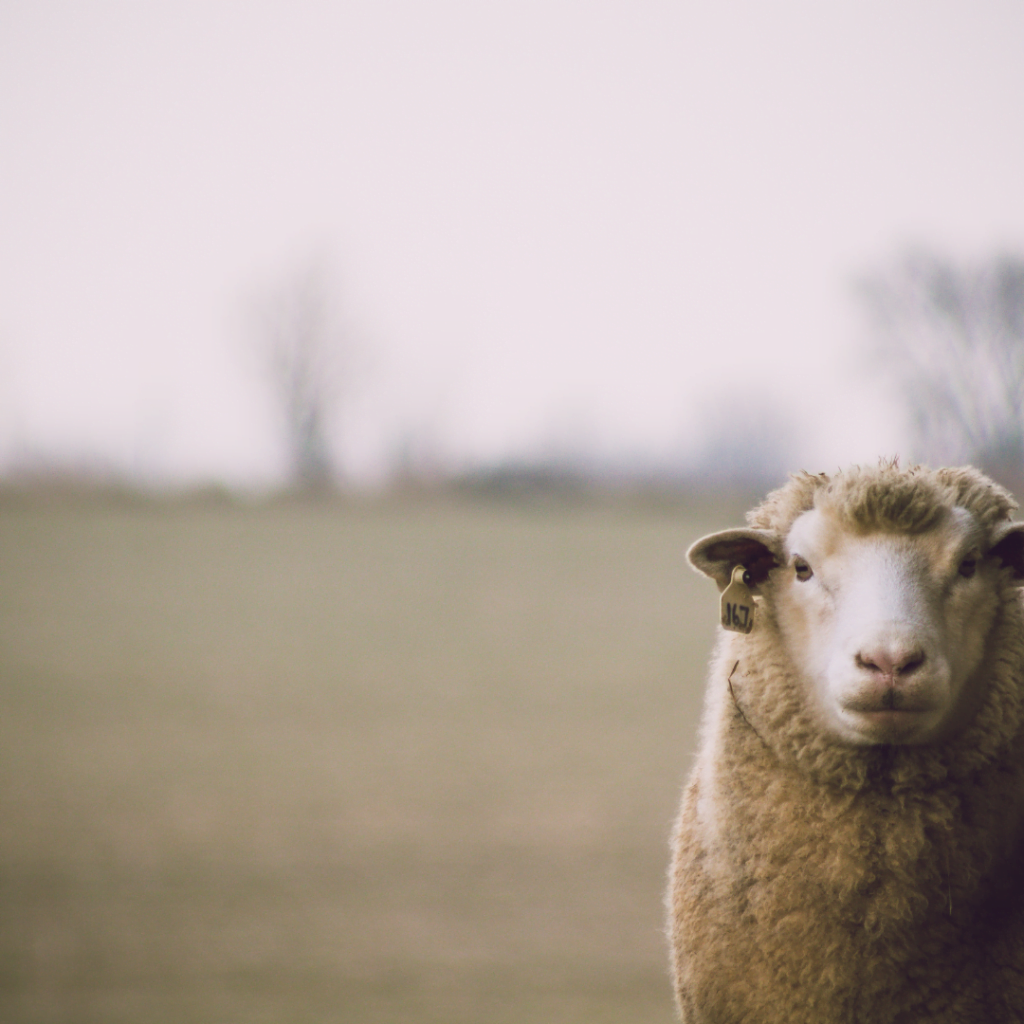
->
xmin=819 ymin=471 xmax=948 ymax=535
xmin=747 ymin=463 xmax=1017 ymax=539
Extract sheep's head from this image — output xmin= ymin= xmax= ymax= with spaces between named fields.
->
xmin=689 ymin=465 xmax=1024 ymax=747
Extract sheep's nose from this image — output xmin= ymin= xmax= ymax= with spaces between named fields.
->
xmin=855 ymin=646 xmax=926 ymax=679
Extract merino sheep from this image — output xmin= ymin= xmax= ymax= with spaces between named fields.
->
xmin=669 ymin=463 xmax=1024 ymax=1023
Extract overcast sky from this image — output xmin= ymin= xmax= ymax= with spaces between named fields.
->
xmin=2 ymin=1 xmax=1023 ymax=486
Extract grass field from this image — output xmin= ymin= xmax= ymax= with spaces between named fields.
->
xmin=0 ymin=490 xmax=745 ymax=1023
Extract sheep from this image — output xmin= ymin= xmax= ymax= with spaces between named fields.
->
xmin=668 ymin=463 xmax=1024 ymax=1023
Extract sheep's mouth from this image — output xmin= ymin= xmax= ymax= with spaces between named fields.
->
xmin=841 ymin=685 xmax=937 ymax=715
xmin=836 ymin=685 xmax=943 ymax=737
xmin=840 ymin=704 xmax=940 ymax=743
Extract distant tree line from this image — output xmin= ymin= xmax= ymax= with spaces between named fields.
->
xmin=246 ymin=248 xmax=1024 ymax=495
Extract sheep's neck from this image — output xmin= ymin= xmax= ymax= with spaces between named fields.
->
xmin=719 ymin=722 xmax=1024 ymax=938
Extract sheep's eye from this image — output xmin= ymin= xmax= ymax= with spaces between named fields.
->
xmin=958 ymin=557 xmax=977 ymax=578
xmin=794 ymin=558 xmax=813 ymax=581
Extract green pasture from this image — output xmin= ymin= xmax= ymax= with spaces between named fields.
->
xmin=0 ymin=490 xmax=744 ymax=1023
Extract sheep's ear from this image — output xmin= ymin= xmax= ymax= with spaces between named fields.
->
xmin=989 ymin=522 xmax=1024 ymax=581
xmin=687 ymin=528 xmax=782 ymax=592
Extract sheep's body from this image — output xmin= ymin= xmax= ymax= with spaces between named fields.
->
xmin=669 ymin=465 xmax=1024 ymax=1023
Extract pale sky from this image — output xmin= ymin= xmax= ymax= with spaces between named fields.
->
xmin=2 ymin=1 xmax=1023 ymax=486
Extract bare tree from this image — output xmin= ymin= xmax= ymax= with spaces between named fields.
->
xmin=254 ymin=264 xmax=348 ymax=489
xmin=857 ymin=250 xmax=1024 ymax=480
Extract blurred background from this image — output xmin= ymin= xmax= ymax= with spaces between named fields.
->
xmin=2 ymin=2 xmax=1024 ymax=1021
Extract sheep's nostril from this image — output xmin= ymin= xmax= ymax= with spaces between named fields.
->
xmin=898 ymin=652 xmax=926 ymax=676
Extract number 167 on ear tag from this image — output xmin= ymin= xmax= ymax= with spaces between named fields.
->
xmin=721 ymin=565 xmax=755 ymax=634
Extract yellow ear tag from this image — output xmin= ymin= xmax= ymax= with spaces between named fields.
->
xmin=721 ymin=565 xmax=755 ymax=634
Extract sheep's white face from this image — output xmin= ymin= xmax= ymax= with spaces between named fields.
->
xmin=774 ymin=506 xmax=1000 ymax=746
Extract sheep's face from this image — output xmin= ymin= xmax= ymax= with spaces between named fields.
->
xmin=774 ymin=506 xmax=1001 ymax=746
xmin=689 ymin=486 xmax=1024 ymax=747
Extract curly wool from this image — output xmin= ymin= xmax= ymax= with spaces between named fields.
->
xmin=748 ymin=462 xmax=1017 ymax=539
xmin=669 ymin=464 xmax=1024 ymax=1024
